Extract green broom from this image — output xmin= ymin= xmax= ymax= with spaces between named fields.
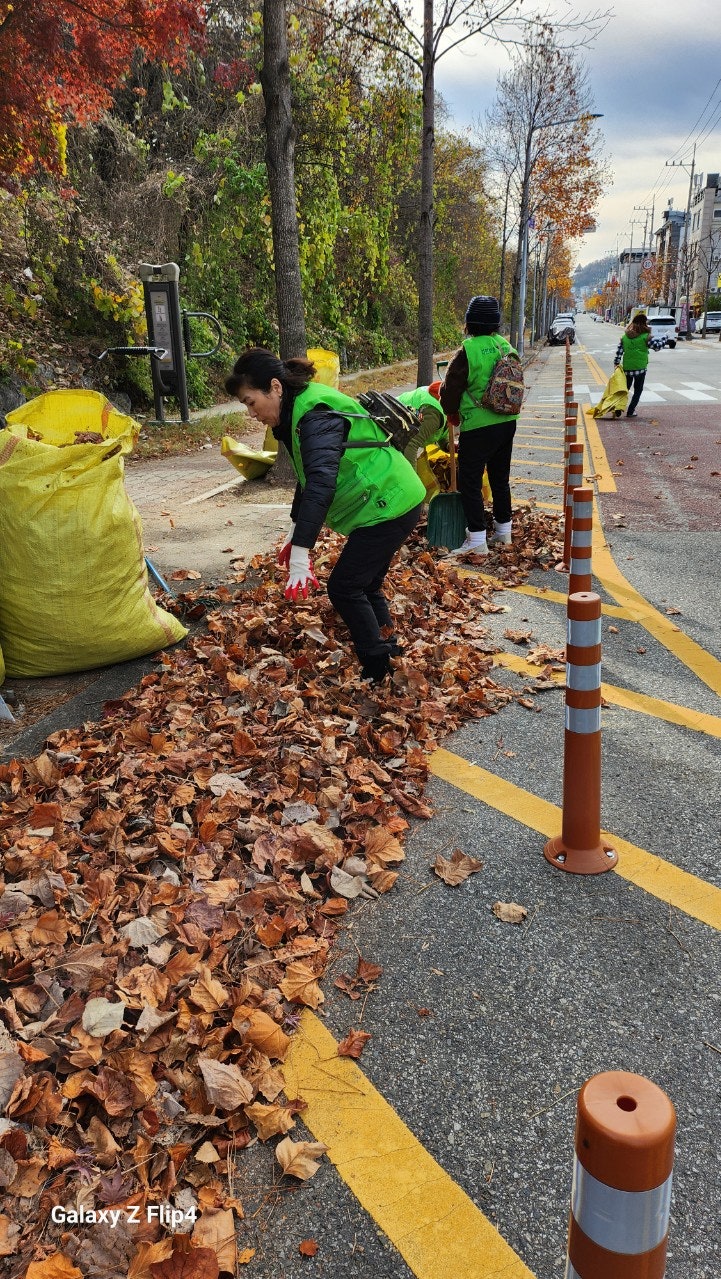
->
xmin=426 ymin=419 xmax=466 ymax=549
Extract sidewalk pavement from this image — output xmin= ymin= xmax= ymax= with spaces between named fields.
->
xmin=1 ymin=344 xmax=719 ymax=1278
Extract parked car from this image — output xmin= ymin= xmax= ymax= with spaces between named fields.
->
xmin=645 ymin=314 xmax=678 ymax=349
xmin=548 ymin=313 xmax=576 ymax=345
xmin=697 ymin=311 xmax=721 ymax=334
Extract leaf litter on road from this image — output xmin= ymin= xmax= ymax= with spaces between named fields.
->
xmin=0 ymin=514 xmax=559 ymax=1272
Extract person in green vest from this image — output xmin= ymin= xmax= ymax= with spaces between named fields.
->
xmin=396 ymin=383 xmax=448 ymax=469
xmin=614 ymin=313 xmax=653 ymax=417
xmin=225 ymin=348 xmax=425 ymax=683
xmin=439 ymin=295 xmax=519 ymax=554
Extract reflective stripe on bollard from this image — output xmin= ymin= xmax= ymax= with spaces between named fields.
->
xmin=544 ymin=591 xmax=618 ymax=874
xmin=563 ymin=442 xmax=585 ymax=569
xmin=563 ymin=403 xmax=578 ymax=505
xmin=565 ymin=1072 xmax=676 ymax=1279
xmin=569 ymin=485 xmax=593 ymax=595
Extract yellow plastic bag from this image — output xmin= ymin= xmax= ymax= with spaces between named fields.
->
xmin=0 ymin=390 xmax=187 ymax=677
xmin=307 ymin=347 xmax=340 ymax=388
xmin=0 ymin=641 xmax=5 ymax=686
xmin=590 ymin=366 xmax=628 ymax=418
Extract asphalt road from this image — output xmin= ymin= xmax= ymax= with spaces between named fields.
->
xmin=232 ymin=325 xmax=721 ymax=1278
xmin=2 ymin=333 xmax=719 ymax=1277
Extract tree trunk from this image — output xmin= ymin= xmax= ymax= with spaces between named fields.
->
xmin=416 ymin=0 xmax=435 ymax=386
xmin=509 ymin=142 xmax=532 ymax=351
xmin=498 ymin=180 xmax=510 ymax=322
xmin=261 ymin=0 xmax=305 ymax=482
xmin=261 ymin=0 xmax=306 ymax=361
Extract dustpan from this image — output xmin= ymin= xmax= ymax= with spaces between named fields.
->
xmin=426 ymin=416 xmax=466 ymax=549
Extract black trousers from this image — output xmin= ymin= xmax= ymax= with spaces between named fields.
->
xmin=625 ymin=369 xmax=646 ymax=414
xmin=327 ymin=503 xmax=422 ymax=662
xmin=457 ymin=421 xmax=517 ymax=532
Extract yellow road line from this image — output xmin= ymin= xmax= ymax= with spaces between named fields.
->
xmin=514 ymin=444 xmax=565 ymax=452
xmin=283 ymin=1014 xmax=535 ymax=1279
xmin=583 ymin=351 xmax=611 ymax=385
xmin=453 ymin=567 xmax=634 ymax=616
xmin=430 ymin=750 xmax=721 ymax=931
xmin=516 ymin=461 xmax=566 ymax=470
xmin=510 ymin=476 xmax=563 ymax=488
xmin=493 ymin=653 xmax=721 ymax=737
xmin=587 ymin=492 xmax=721 ymax=697
xmin=581 ymin=407 xmax=617 ymax=493
xmin=564 ymin=400 xmax=721 ymax=696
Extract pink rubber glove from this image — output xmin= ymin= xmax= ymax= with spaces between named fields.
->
xmin=277 ymin=520 xmax=295 ymax=568
xmin=284 ymin=545 xmax=319 ymax=602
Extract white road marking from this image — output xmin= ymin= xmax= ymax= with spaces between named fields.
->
xmin=675 ymin=389 xmax=716 ymax=401
xmin=679 ymin=381 xmax=715 ymax=390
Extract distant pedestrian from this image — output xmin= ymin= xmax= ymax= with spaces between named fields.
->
xmin=225 ymin=348 xmax=425 ymax=683
xmin=439 ymin=295 xmax=519 ymax=553
xmin=614 ymin=313 xmax=654 ymax=418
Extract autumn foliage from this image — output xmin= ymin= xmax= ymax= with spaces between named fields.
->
xmin=0 ymin=0 xmax=206 ymax=179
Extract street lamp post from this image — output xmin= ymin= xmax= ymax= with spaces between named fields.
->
xmin=517 ymin=113 xmax=603 ymax=357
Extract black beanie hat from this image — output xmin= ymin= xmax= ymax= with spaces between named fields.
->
xmin=465 ymin=295 xmax=501 ymax=327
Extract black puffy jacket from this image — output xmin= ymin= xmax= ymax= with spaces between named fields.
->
xmin=273 ymin=395 xmax=347 ymax=549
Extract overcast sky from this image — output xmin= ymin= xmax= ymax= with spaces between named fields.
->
xmin=433 ymin=0 xmax=721 ymax=270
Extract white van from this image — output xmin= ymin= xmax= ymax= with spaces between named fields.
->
xmin=697 ymin=311 xmax=721 ymax=334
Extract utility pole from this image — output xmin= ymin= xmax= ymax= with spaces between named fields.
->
xmin=625 ymin=218 xmax=643 ymax=315
xmin=666 ymin=143 xmax=696 ymax=334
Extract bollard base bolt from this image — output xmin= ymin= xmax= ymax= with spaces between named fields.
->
xmin=544 ymin=836 xmax=618 ymax=875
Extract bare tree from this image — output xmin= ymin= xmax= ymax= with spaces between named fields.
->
xmin=485 ymin=31 xmax=606 ymax=348
xmin=693 ymin=230 xmax=721 ymax=335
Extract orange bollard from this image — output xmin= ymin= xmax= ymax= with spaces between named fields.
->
xmin=544 ymin=592 xmax=618 ymax=873
xmin=569 ymin=486 xmax=593 ymax=595
xmin=565 ymin=1071 xmax=676 ymax=1279
xmin=563 ymin=403 xmax=578 ymax=504
xmin=563 ymin=443 xmax=585 ymax=567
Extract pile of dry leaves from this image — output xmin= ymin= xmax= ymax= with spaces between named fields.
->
xmin=0 ymin=514 xmax=560 ymax=1277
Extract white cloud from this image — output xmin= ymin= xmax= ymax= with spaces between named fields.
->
xmin=432 ymin=0 xmax=721 ymax=266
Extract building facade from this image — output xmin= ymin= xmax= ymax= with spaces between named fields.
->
xmin=653 ymin=205 xmax=685 ymax=307
xmin=687 ymin=173 xmax=721 ymax=303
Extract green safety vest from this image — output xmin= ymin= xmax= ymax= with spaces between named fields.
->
xmin=621 ymin=332 xmax=650 ymax=371
xmin=398 ymin=387 xmax=447 ymax=445
xmin=460 ymin=335 xmax=519 ymax=431
xmin=290 ymin=382 xmax=426 ymax=535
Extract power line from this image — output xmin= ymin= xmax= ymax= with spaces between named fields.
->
xmin=666 ymin=77 xmax=721 ymax=163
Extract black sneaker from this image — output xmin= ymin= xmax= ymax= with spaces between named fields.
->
xmin=360 ymin=653 xmax=392 ymax=683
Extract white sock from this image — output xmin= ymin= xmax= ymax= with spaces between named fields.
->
xmin=494 ymin=521 xmax=512 ymax=535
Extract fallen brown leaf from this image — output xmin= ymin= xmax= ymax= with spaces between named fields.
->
xmin=433 ymin=849 xmax=484 ymax=885
xmin=337 ymin=1028 xmax=372 ymax=1059
xmin=492 ymin=901 xmax=528 ymax=925
xmin=275 ymin=1137 xmax=328 ymax=1180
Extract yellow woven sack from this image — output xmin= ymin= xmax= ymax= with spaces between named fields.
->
xmin=0 ymin=390 xmax=187 ymax=677
xmin=221 ymin=435 xmax=278 ymax=480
